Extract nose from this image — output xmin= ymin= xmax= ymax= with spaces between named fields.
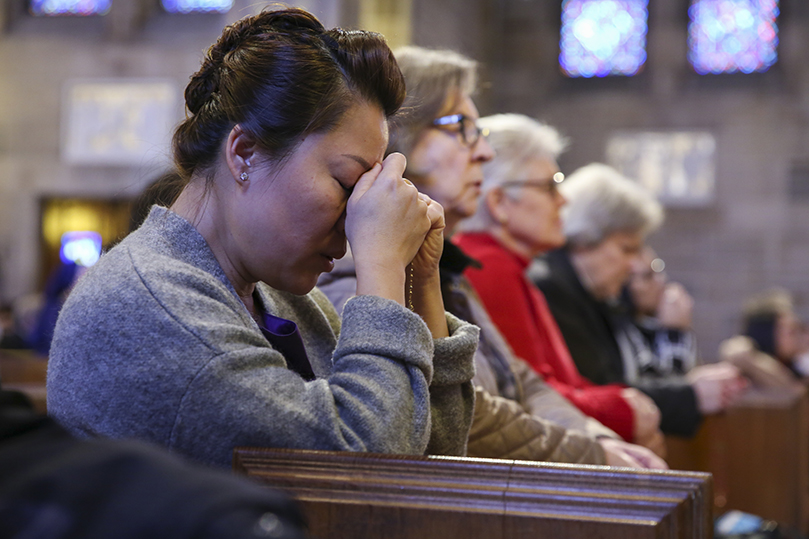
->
xmin=336 ymin=209 xmax=347 ymax=235
xmin=472 ymin=134 xmax=495 ymax=163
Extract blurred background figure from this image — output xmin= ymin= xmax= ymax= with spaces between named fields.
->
xmin=623 ymin=246 xmax=697 ymax=377
xmin=320 ymin=60 xmax=665 ymax=468
xmin=719 ymin=288 xmax=807 ymax=389
xmin=26 ymin=260 xmax=86 ymax=356
xmin=530 ymin=163 xmax=748 ymax=438
xmin=454 ymin=114 xmax=666 ymax=457
xmin=0 ymin=304 xmax=26 ymax=350
xmin=742 ymin=288 xmax=804 ymax=374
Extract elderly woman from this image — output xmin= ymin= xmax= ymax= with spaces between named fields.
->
xmin=46 ymin=8 xmax=479 ymax=468
xmin=529 ymin=163 xmax=747 ymax=436
xmin=321 ymin=56 xmax=665 ymax=468
xmin=454 ymin=115 xmax=664 ymax=452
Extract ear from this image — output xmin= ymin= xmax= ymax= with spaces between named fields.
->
xmin=485 ymin=187 xmax=510 ymax=225
xmin=224 ymin=125 xmax=257 ymax=184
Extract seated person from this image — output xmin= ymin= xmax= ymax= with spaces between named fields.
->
xmin=528 ymin=163 xmax=747 ymax=437
xmin=451 ymin=114 xmax=665 ymax=456
xmin=47 ymin=8 xmax=479 ymax=469
xmin=319 ymin=52 xmax=665 ymax=468
xmin=720 ymin=288 xmax=806 ymax=388
xmin=623 ymin=246 xmax=697 ymax=377
xmin=0 ymin=304 xmax=26 ymax=350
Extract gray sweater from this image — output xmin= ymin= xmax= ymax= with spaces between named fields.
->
xmin=47 ymin=207 xmax=478 ymax=468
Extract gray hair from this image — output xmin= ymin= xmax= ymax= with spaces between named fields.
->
xmin=388 ymin=46 xmax=477 ymax=157
xmin=457 ymin=113 xmax=568 ymax=232
xmin=561 ymin=163 xmax=664 ymax=247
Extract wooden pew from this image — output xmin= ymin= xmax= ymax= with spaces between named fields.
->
xmin=666 ymin=385 xmax=809 ymax=536
xmin=0 ymin=349 xmax=47 ymax=412
xmin=234 ymin=447 xmax=713 ymax=539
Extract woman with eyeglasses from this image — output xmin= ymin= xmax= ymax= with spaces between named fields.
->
xmin=454 ymin=114 xmax=667 ymax=457
xmin=47 ymin=9 xmax=479 ymax=468
xmin=320 ymin=50 xmax=666 ymax=467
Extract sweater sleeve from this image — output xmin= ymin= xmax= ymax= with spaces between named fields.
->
xmin=47 ymin=247 xmax=458 ymax=468
xmin=467 ymin=387 xmax=606 ymax=464
xmin=317 ymin=273 xmax=479 ymax=457
xmin=424 ymin=312 xmax=479 ymax=456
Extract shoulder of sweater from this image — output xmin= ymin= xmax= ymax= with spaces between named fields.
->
xmin=68 ymin=235 xmax=251 ymax=337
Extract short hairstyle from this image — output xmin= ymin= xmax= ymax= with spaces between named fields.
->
xmin=742 ymin=288 xmax=795 ymax=357
xmin=561 ymin=163 xmax=664 ymax=247
xmin=388 ymin=46 xmax=477 ymax=158
xmin=173 ymin=7 xmax=405 ymax=181
xmin=457 ymin=113 xmax=568 ymax=233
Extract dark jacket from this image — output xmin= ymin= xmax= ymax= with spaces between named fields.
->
xmin=530 ymin=248 xmax=703 ymax=437
xmin=0 ymin=389 xmax=307 ymax=539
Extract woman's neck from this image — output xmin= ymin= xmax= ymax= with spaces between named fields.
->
xmin=488 ymin=224 xmax=537 ymax=261
xmin=171 ymin=180 xmax=257 ymax=304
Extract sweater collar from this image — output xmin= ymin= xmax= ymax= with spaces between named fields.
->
xmin=139 ymin=205 xmax=237 ymax=297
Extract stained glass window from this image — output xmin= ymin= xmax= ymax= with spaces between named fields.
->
xmin=688 ymin=0 xmax=779 ymax=75
xmin=161 ymin=0 xmax=233 ymax=14
xmin=29 ymin=0 xmax=111 ymax=16
xmin=559 ymin=0 xmax=649 ymax=78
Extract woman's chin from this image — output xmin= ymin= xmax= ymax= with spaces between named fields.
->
xmin=537 ymin=235 xmax=566 ymax=253
xmin=269 ymin=274 xmax=319 ymax=296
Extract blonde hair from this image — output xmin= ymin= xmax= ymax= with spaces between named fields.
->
xmin=388 ymin=46 xmax=478 ymax=158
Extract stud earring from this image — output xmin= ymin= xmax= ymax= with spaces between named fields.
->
xmin=239 ymin=172 xmax=249 ymax=181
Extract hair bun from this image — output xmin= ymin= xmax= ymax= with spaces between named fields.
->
xmin=261 ymin=8 xmax=325 ymax=34
xmin=185 ymin=62 xmax=219 ymax=115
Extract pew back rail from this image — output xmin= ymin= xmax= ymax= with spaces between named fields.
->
xmin=234 ymin=448 xmax=713 ymax=539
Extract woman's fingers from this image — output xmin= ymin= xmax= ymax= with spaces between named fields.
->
xmin=346 ymin=152 xmax=434 ymax=275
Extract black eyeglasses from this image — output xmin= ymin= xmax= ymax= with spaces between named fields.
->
xmin=500 ymin=172 xmax=565 ymax=195
xmin=431 ymin=113 xmax=489 ymax=147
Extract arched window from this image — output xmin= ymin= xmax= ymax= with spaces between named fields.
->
xmin=29 ymin=0 xmax=111 ymax=16
xmin=160 ymin=0 xmax=233 ymax=14
xmin=559 ymin=0 xmax=649 ymax=78
xmin=688 ymin=0 xmax=779 ymax=74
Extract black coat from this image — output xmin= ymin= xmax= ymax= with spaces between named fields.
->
xmin=531 ymin=248 xmax=702 ymax=437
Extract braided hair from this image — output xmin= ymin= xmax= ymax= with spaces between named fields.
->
xmin=173 ymin=7 xmax=405 ymax=181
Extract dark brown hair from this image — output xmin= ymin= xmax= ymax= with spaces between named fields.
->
xmin=173 ymin=7 xmax=406 ymax=180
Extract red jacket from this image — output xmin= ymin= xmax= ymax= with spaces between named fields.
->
xmin=454 ymin=232 xmax=635 ymax=442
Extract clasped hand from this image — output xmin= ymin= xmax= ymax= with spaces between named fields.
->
xmin=345 ymin=153 xmax=445 ymax=306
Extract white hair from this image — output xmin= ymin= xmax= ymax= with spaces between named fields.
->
xmin=561 ymin=163 xmax=664 ymax=247
xmin=457 ymin=113 xmax=568 ymax=232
